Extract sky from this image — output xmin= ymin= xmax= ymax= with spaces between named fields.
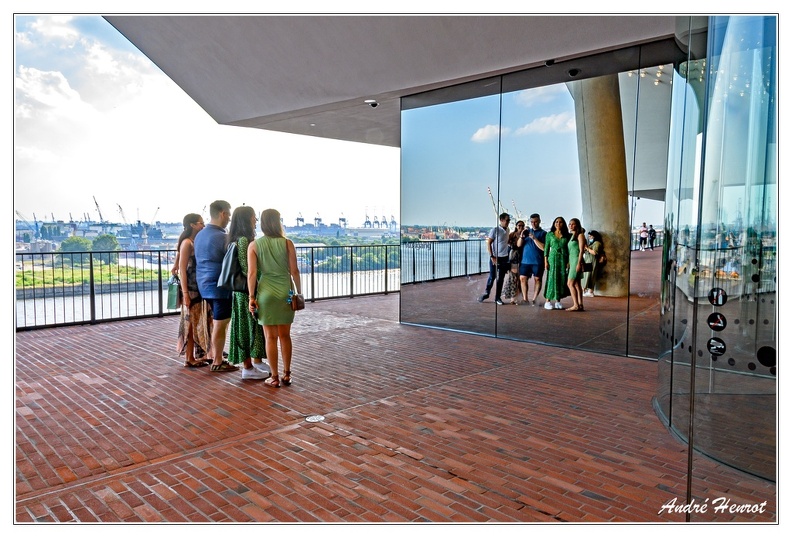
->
xmin=13 ymin=14 xmax=401 ymax=228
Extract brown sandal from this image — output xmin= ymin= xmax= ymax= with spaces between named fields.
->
xmin=184 ymin=359 xmax=209 ymax=368
xmin=282 ymin=371 xmax=292 ymax=386
xmin=264 ymin=375 xmax=280 ymax=388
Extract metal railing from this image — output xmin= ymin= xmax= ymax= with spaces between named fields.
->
xmin=15 ymin=241 xmax=492 ymax=330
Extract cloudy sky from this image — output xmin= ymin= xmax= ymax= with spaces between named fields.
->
xmin=14 ymin=13 xmax=400 ymax=228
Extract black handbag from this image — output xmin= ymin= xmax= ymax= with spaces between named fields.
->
xmin=217 ymin=242 xmax=248 ymax=293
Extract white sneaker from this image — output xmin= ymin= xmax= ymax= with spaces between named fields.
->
xmin=554 ymin=302 xmax=564 ymax=309
xmin=252 ymin=362 xmax=269 ymax=372
xmin=583 ymin=291 xmax=594 ymax=298
xmin=242 ymin=366 xmax=269 ymax=380
xmin=544 ymin=301 xmax=554 ymax=310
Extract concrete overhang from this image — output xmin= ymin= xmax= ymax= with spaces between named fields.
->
xmin=104 ymin=15 xmax=678 ymax=148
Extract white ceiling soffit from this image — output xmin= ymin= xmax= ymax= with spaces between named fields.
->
xmin=104 ymin=15 xmax=678 ymax=147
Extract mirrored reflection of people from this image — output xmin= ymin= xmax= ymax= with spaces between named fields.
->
xmin=543 ymin=216 xmax=570 ymax=310
xmin=478 ymin=212 xmax=511 ymax=305
xmin=566 ymin=218 xmax=587 ymax=311
xmin=176 ymin=213 xmax=212 ymax=367
xmin=194 ymin=200 xmax=239 ymax=372
xmin=517 ymin=213 xmax=547 ymax=306
xmin=638 ymin=222 xmax=648 ymax=251
xmin=503 ymin=221 xmax=524 ymax=305
xmin=247 ymin=209 xmax=301 ymax=388
xmin=227 ymin=206 xmax=269 ymax=380
xmin=648 ymin=225 xmax=657 ymax=250
xmin=582 ymin=230 xmax=604 ymax=297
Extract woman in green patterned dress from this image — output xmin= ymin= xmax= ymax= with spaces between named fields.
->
xmin=227 ymin=206 xmax=268 ymax=380
xmin=247 ymin=208 xmax=302 ymax=388
xmin=543 ymin=216 xmax=570 ymax=310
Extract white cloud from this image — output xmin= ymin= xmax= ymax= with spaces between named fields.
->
xmin=30 ymin=16 xmax=79 ymax=43
xmin=514 ymin=111 xmax=576 ymax=135
xmin=513 ymin=84 xmax=567 ymax=107
xmin=471 ymin=124 xmax=511 ymax=142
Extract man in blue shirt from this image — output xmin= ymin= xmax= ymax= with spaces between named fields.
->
xmin=517 ymin=213 xmax=547 ymax=306
xmin=478 ymin=213 xmax=511 ymax=305
xmin=194 ymin=200 xmax=238 ymax=372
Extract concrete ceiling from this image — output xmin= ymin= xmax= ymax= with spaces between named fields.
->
xmin=105 ymin=15 xmax=678 ymax=147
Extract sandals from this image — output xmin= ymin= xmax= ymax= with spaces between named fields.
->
xmin=210 ymin=361 xmax=239 ymax=372
xmin=281 ymin=371 xmax=292 ymax=386
xmin=184 ymin=359 xmax=209 ymax=368
xmin=264 ymin=375 xmax=280 ymax=388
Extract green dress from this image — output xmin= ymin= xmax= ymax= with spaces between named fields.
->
xmin=568 ymin=234 xmax=583 ymax=280
xmin=228 ymin=236 xmax=265 ymax=364
xmin=253 ymin=236 xmax=296 ymax=326
xmin=544 ymin=232 xmax=570 ymax=301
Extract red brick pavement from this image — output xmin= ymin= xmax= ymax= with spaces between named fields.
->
xmin=14 ymin=294 xmax=776 ymax=522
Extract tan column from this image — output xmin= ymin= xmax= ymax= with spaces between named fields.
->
xmin=568 ymin=75 xmax=630 ymax=297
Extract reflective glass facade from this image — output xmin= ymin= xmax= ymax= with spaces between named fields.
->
xmin=400 ymin=16 xmax=776 ymax=490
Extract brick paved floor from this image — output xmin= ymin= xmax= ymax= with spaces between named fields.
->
xmin=14 ymin=294 xmax=776 ymax=522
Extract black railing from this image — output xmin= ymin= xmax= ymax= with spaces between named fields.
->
xmin=15 ymin=241 xmax=493 ymax=330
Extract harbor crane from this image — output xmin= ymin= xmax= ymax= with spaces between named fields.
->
xmin=296 ymin=213 xmax=304 ymax=226
xmin=15 ymin=210 xmax=40 ymax=241
xmin=314 ymin=213 xmax=322 ymax=227
xmin=93 ymin=196 xmax=109 ymax=233
xmin=364 ymin=213 xmax=372 ymax=228
xmin=338 ymin=213 xmax=347 ymax=228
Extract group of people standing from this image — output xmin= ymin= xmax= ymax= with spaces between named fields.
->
xmin=479 ymin=213 xmax=605 ymax=312
xmin=173 ymin=200 xmax=301 ymax=388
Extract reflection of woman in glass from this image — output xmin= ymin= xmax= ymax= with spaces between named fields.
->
xmin=543 ymin=216 xmax=570 ymax=310
xmin=566 ymin=218 xmax=587 ymax=311
xmin=582 ymin=230 xmax=603 ymax=297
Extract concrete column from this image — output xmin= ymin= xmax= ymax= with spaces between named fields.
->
xmin=568 ymin=75 xmax=630 ymax=297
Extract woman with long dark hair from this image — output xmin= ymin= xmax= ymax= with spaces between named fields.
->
xmin=227 ymin=206 xmax=268 ymax=380
xmin=247 ymin=208 xmax=301 ymax=388
xmin=566 ymin=218 xmax=587 ymax=311
xmin=543 ymin=216 xmax=570 ymax=310
xmin=176 ymin=213 xmax=212 ymax=367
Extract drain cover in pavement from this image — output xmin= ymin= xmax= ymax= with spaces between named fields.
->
xmin=305 ymin=415 xmax=325 ymax=423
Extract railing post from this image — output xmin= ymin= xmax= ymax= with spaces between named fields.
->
xmin=384 ymin=244 xmax=388 ymax=295
xmin=157 ymin=252 xmax=164 ymax=316
xmin=411 ymin=243 xmax=416 ymax=284
xmin=349 ymin=246 xmax=354 ymax=298
xmin=310 ymin=247 xmax=315 ymax=302
xmin=448 ymin=241 xmax=453 ymax=278
xmin=88 ymin=253 xmax=96 ymax=324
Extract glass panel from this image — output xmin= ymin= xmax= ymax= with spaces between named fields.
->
xmin=624 ymin=64 xmax=673 ymax=358
xmin=400 ymin=86 xmax=502 ymax=335
xmin=688 ymin=15 xmax=777 ymax=494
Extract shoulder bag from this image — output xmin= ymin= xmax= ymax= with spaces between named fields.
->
xmin=289 ymin=275 xmax=305 ymax=311
xmin=217 ymin=242 xmax=248 ymax=293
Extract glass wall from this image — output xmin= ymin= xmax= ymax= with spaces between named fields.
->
xmin=656 ymin=15 xmax=776 ymax=490
xmin=399 ymin=14 xmax=776 ymax=506
xmin=401 ymin=42 xmax=680 ymax=358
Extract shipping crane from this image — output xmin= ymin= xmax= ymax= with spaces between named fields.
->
xmin=15 ymin=210 xmax=39 ymax=241
xmin=93 ymin=196 xmax=109 ymax=233
xmin=314 ymin=213 xmax=322 ymax=227
xmin=364 ymin=213 xmax=372 ymax=228
xmin=296 ymin=213 xmax=304 ymax=226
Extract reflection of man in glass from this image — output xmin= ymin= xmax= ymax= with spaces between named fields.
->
xmin=517 ymin=213 xmax=547 ymax=306
xmin=478 ymin=213 xmax=511 ymax=305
